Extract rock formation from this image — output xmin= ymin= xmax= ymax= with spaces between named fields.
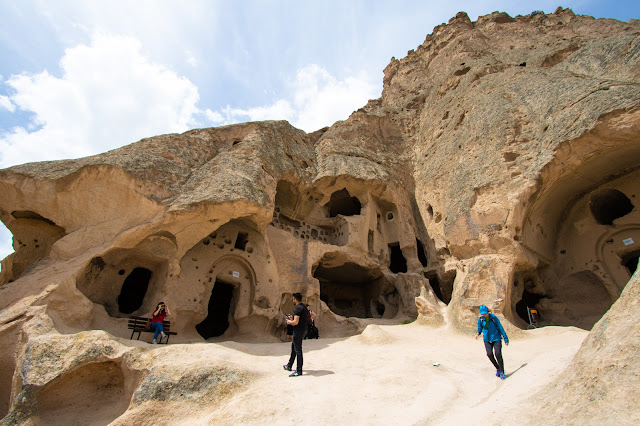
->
xmin=0 ymin=7 xmax=639 ymax=423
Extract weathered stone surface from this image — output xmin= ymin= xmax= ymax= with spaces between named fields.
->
xmin=0 ymin=8 xmax=639 ymax=423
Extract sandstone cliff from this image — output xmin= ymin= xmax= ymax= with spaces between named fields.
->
xmin=0 ymin=7 xmax=639 ymax=423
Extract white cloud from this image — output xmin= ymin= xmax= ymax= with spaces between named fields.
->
xmin=0 ymin=224 xmax=13 ymax=268
xmin=292 ymin=65 xmax=378 ymax=131
xmin=218 ymin=65 xmax=379 ymax=132
xmin=204 ymin=109 xmax=224 ymax=123
xmin=0 ymin=33 xmax=218 ymax=168
xmin=0 ymin=95 xmax=15 ymax=112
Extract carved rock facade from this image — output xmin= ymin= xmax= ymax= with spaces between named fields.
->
xmin=0 ymin=8 xmax=639 ymax=422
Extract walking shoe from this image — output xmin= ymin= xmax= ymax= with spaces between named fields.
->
xmin=289 ymin=371 xmax=302 ymax=377
xmin=495 ymin=370 xmax=500 ymax=377
xmin=283 ymin=364 xmax=292 ymax=371
xmin=499 ymin=372 xmax=506 ymax=380
xmin=152 ymin=340 xmax=157 ymax=345
xmin=161 ymin=331 xmax=167 ymax=338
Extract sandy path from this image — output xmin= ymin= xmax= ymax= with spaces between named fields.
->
xmin=161 ymin=320 xmax=587 ymax=425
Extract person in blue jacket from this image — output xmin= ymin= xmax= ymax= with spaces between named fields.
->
xmin=475 ymin=305 xmax=509 ymax=379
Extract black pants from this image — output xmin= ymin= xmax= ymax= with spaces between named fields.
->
xmin=484 ymin=340 xmax=504 ymax=373
xmin=288 ymin=329 xmax=307 ymax=373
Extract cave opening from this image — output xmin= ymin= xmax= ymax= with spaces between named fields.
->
xmin=388 ymin=243 xmax=407 ymax=273
xmin=424 ymin=272 xmax=445 ymax=303
xmin=117 ymin=267 xmax=152 ymax=314
xmin=327 ymin=188 xmax=361 ymax=217
xmin=622 ymin=251 xmax=639 ymax=275
xmin=234 ymin=232 xmax=249 ymax=250
xmin=196 ymin=281 xmax=235 ymax=339
xmin=416 ymin=238 xmax=428 ymax=267
xmin=589 ymin=189 xmax=634 ymax=225
xmin=314 ymin=261 xmax=398 ymax=319
xmin=515 ymin=287 xmax=545 ymax=324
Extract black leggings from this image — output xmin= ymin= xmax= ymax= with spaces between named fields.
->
xmin=484 ymin=341 xmax=504 ymax=373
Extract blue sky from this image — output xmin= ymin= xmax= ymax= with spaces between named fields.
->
xmin=0 ymin=0 xmax=638 ymax=264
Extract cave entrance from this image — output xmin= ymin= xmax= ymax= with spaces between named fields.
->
xmin=515 ymin=288 xmax=544 ymax=324
xmin=622 ymin=251 xmax=639 ymax=276
xmin=117 ymin=267 xmax=151 ymax=314
xmin=327 ymin=188 xmax=361 ymax=217
xmin=196 ymin=280 xmax=235 ymax=339
xmin=388 ymin=243 xmax=407 ymax=273
xmin=315 ymin=261 xmax=398 ymax=319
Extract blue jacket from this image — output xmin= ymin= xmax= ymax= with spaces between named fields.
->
xmin=477 ymin=313 xmax=509 ymax=343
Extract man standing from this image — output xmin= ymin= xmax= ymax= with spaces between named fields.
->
xmin=283 ymin=293 xmax=308 ymax=377
xmin=475 ymin=304 xmax=509 ymax=379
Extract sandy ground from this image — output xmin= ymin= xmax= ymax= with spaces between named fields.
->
xmin=130 ymin=316 xmax=587 ymax=425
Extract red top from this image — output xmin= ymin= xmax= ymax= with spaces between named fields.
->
xmin=152 ymin=313 xmax=165 ymax=323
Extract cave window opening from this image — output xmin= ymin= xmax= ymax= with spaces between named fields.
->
xmin=388 ymin=243 xmax=407 ymax=273
xmin=234 ymin=232 xmax=249 ymax=251
xmin=416 ymin=239 xmax=428 ymax=267
xmin=196 ymin=280 xmax=234 ymax=339
xmin=589 ymin=189 xmax=634 ymax=225
xmin=622 ymin=251 xmax=640 ymax=276
xmin=375 ymin=301 xmax=385 ymax=316
xmin=327 ymin=188 xmax=361 ymax=217
xmin=117 ymin=267 xmax=152 ymax=314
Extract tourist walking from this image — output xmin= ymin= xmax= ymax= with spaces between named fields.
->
xmin=283 ymin=293 xmax=308 ymax=377
xmin=475 ymin=304 xmax=509 ymax=379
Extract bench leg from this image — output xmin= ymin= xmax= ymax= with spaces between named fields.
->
xmin=130 ymin=329 xmax=135 ymax=340
xmin=165 ymin=335 xmax=170 ymax=345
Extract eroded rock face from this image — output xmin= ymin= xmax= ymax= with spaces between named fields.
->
xmin=0 ymin=8 xmax=639 ymax=423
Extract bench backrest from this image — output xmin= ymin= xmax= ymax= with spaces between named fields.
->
xmin=128 ymin=316 xmax=171 ymax=332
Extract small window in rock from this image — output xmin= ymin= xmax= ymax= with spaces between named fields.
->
xmin=234 ymin=232 xmax=249 ymax=251
xmin=589 ymin=189 xmax=634 ymax=225
xmin=387 ymin=212 xmax=394 ymax=221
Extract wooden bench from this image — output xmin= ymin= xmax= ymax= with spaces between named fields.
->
xmin=128 ymin=316 xmax=177 ymax=344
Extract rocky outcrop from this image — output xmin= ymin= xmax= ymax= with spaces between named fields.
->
xmin=0 ymin=7 xmax=639 ymax=423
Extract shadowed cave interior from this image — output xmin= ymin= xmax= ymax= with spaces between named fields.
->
xmin=315 ymin=261 xmax=399 ymax=319
xmin=196 ymin=280 xmax=235 ymax=339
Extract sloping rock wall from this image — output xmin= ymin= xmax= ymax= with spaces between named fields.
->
xmin=0 ymin=8 xmax=639 ymax=423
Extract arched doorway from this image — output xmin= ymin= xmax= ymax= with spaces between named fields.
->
xmin=196 ymin=280 xmax=235 ymax=339
xmin=196 ymin=255 xmax=256 ymax=339
xmin=510 ymin=140 xmax=640 ymax=330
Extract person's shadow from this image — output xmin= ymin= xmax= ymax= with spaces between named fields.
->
xmin=506 ymin=363 xmax=528 ymax=378
xmin=303 ymin=370 xmax=335 ymax=377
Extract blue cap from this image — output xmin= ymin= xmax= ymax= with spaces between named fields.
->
xmin=479 ymin=305 xmax=489 ymax=315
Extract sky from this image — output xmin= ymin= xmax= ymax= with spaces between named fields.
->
xmin=0 ymin=0 xmax=638 ymax=264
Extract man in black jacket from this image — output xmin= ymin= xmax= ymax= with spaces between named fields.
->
xmin=283 ymin=293 xmax=308 ymax=377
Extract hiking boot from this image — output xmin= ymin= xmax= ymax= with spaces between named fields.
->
xmin=499 ymin=372 xmax=506 ymax=380
xmin=289 ymin=371 xmax=302 ymax=377
xmin=496 ymin=370 xmax=500 ymax=377
xmin=283 ymin=364 xmax=292 ymax=371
